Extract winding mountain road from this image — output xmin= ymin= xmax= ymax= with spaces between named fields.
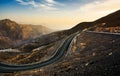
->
xmin=0 ymin=32 xmax=79 ymax=73
xmin=1 ymin=31 xmax=119 ymax=73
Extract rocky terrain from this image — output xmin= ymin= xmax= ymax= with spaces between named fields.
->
xmin=0 ymin=10 xmax=120 ymax=76
xmin=0 ymin=19 xmax=52 ymax=49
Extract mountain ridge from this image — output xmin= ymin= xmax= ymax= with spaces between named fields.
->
xmin=0 ymin=19 xmax=52 ymax=49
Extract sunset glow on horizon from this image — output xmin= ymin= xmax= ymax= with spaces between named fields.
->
xmin=0 ymin=0 xmax=120 ymax=30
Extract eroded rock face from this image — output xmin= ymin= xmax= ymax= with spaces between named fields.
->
xmin=0 ymin=36 xmax=13 ymax=49
xmin=0 ymin=19 xmax=52 ymax=49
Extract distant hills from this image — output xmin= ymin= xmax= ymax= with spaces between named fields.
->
xmin=0 ymin=19 xmax=52 ymax=49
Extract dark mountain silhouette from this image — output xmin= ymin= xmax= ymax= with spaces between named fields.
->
xmin=69 ymin=10 xmax=120 ymax=33
xmin=94 ymin=10 xmax=120 ymax=23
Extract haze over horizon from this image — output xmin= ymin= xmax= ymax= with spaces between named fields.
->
xmin=0 ymin=0 xmax=120 ymax=30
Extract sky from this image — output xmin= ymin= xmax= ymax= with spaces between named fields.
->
xmin=0 ymin=0 xmax=120 ymax=30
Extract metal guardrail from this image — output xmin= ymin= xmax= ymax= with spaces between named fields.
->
xmin=87 ymin=31 xmax=120 ymax=35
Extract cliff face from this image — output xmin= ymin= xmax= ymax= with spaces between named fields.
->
xmin=0 ymin=19 xmax=52 ymax=49
xmin=0 ymin=19 xmax=22 ymax=40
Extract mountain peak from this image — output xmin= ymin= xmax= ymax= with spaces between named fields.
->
xmin=0 ymin=19 xmax=16 ymax=24
xmin=1 ymin=19 xmax=12 ymax=22
xmin=3 ymin=19 xmax=11 ymax=21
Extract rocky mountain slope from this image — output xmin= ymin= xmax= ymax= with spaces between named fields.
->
xmin=0 ymin=19 xmax=52 ymax=49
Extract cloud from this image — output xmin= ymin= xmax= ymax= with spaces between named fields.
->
xmin=16 ymin=0 xmax=62 ymax=11
xmin=80 ymin=0 xmax=120 ymax=13
xmin=39 ymin=4 xmax=58 ymax=10
xmin=16 ymin=0 xmax=38 ymax=7
xmin=73 ymin=0 xmax=120 ymax=21
xmin=16 ymin=0 xmax=26 ymax=5
xmin=45 ymin=0 xmax=57 ymax=4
